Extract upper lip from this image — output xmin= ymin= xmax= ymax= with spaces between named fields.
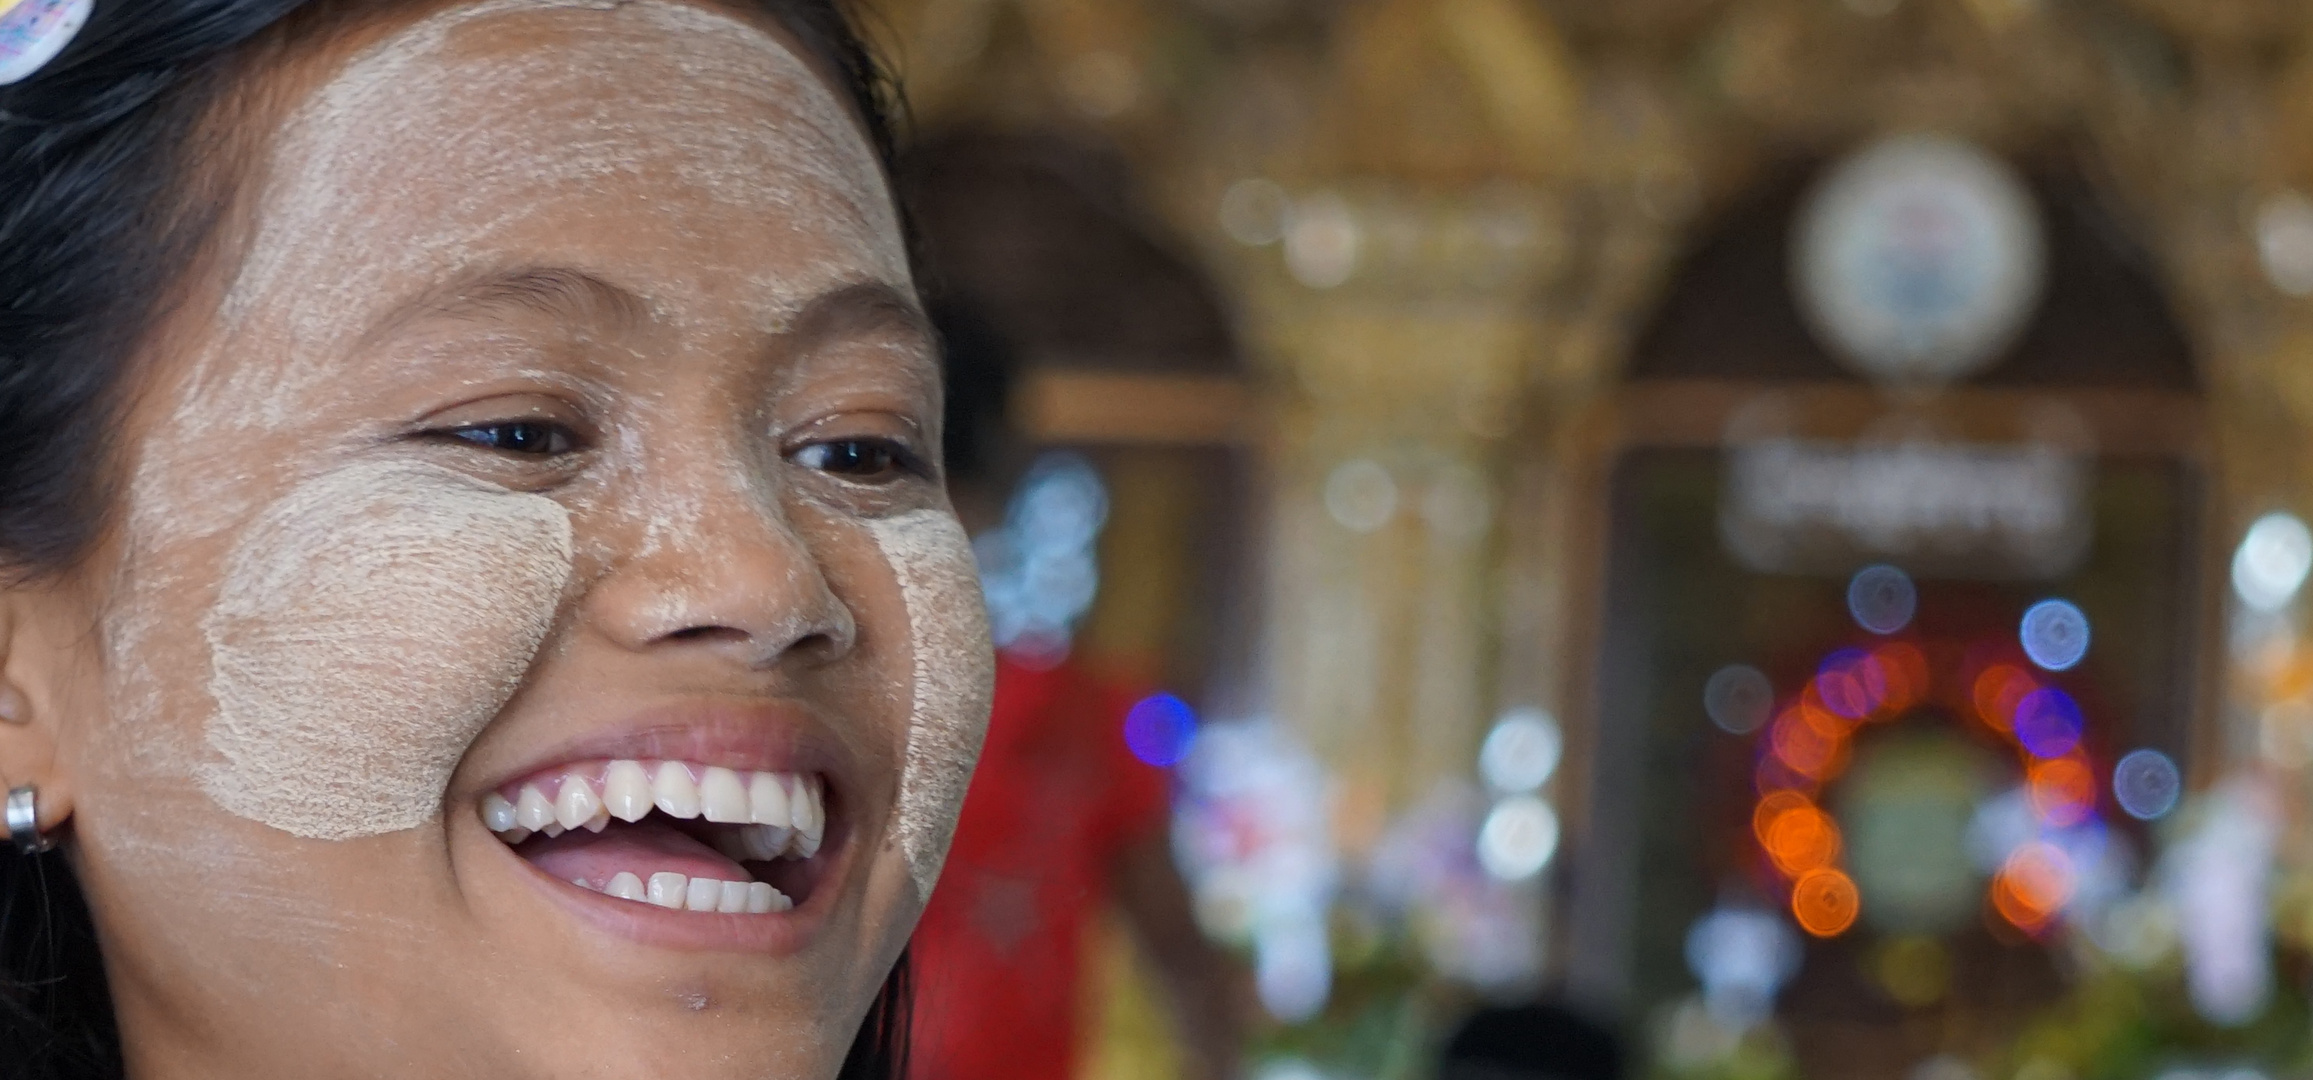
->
xmin=478 ymin=697 xmax=860 ymax=795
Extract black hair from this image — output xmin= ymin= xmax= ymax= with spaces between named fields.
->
xmin=0 ymin=0 xmax=912 ymax=1076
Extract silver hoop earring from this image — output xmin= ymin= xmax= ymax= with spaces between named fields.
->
xmin=7 ymin=784 xmax=54 ymax=855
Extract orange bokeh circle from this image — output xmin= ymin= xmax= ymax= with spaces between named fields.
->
xmin=1972 ymin=664 xmax=2035 ymax=732
xmin=1771 ymin=707 xmax=1849 ymax=779
xmin=1872 ymin=643 xmax=1928 ymax=714
xmin=1764 ymin=806 xmax=1842 ymax=876
xmin=1992 ymin=842 xmax=2075 ymax=930
xmin=1791 ymin=868 xmax=1861 ymax=937
xmin=2027 ymin=757 xmax=2096 ymax=826
xmin=1752 ymin=790 xmax=1813 ymax=846
xmin=1798 ymin=683 xmax=1856 ymax=736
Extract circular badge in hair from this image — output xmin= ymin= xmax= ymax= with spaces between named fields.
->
xmin=0 ymin=0 xmax=92 ymax=86
xmin=1793 ymin=133 xmax=2046 ymax=386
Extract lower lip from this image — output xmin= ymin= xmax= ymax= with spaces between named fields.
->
xmin=505 ymin=836 xmax=841 ymax=955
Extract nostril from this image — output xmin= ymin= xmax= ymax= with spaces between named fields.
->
xmin=656 ymin=624 xmax=842 ymax=666
xmin=666 ymin=625 xmax=747 ymax=643
xmin=788 ymin=631 xmax=840 ymax=660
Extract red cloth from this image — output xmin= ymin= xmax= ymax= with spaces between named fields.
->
xmin=907 ymin=654 xmax=1173 ymax=1080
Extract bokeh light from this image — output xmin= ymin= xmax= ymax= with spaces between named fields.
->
xmin=1478 ymin=708 xmax=1561 ymax=794
xmin=2026 ymin=757 xmax=2096 ymax=826
xmin=1322 ymin=457 xmax=1397 ymax=532
xmin=1770 ymin=706 xmax=1848 ymax=779
xmin=1752 ymin=790 xmax=1814 ymax=847
xmin=1477 ymin=794 xmax=1560 ymax=881
xmin=1847 ymin=563 xmax=1917 ymax=634
xmin=1965 ymin=786 xmax=2037 ymax=875
xmin=1972 ymin=664 xmax=2035 ymax=732
xmin=2258 ymin=189 xmax=2313 ymax=295
xmin=1873 ymin=936 xmax=1953 ymax=1007
xmin=2232 ymin=511 xmax=2313 ymax=612
xmin=1284 ymin=190 xmax=1360 ymax=289
xmin=2113 ymin=748 xmax=2182 ymax=820
xmin=1123 ymin=693 xmax=1198 ymax=767
xmin=1790 ymin=868 xmax=1861 ymax=937
xmin=1871 ymin=642 xmax=1928 ymax=713
xmin=1992 ymin=841 xmax=2075 ymax=931
xmin=1252 ymin=1060 xmax=1326 ymax=1080
xmin=2012 ymin=687 xmax=2085 ymax=759
xmin=1684 ymin=906 xmax=1802 ymax=1031
xmin=1814 ymin=649 xmax=1887 ymax=720
xmin=1763 ymin=804 xmax=1843 ymax=876
xmin=1797 ymin=685 xmax=1851 ymax=736
xmin=1219 ymin=177 xmax=1290 ymax=246
xmin=2020 ymin=599 xmax=2091 ymax=671
xmin=1704 ymin=664 xmax=1775 ymax=735
xmin=1255 ymin=919 xmax=1333 ymax=1022
xmin=975 ymin=452 xmax=1109 ymax=661
xmin=1737 ymin=633 xmax=2129 ymax=952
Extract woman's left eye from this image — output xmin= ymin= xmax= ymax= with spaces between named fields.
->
xmin=443 ymin=420 xmax=576 ymax=456
xmin=791 ymin=438 xmax=922 ymax=482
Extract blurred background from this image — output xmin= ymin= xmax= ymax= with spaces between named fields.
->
xmin=855 ymin=1 xmax=2313 ymax=1078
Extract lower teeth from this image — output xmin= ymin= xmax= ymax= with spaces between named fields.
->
xmin=571 ymin=870 xmax=790 ymax=914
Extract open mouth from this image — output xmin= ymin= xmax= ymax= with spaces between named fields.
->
xmin=482 ymin=760 xmax=830 ymax=915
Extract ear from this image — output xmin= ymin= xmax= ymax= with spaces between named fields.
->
xmin=0 ymin=575 xmax=93 ymax=838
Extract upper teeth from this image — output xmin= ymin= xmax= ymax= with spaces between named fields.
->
xmin=480 ymin=762 xmax=825 ymax=858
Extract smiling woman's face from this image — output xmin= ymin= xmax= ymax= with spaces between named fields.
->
xmin=35 ymin=1 xmax=992 ymax=1075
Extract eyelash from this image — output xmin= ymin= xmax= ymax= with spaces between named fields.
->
xmin=789 ymin=437 xmax=930 ymax=483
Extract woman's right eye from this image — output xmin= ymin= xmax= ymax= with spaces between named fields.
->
xmin=439 ymin=420 xmax=578 ymax=456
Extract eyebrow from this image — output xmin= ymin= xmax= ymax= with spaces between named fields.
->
xmin=361 ymin=269 xmax=931 ymax=354
xmin=361 ymin=265 xmax=651 ymax=346
xmin=781 ymin=279 xmax=934 ymax=351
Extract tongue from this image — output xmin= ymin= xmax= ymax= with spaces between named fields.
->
xmin=520 ymin=821 xmax=752 ymax=887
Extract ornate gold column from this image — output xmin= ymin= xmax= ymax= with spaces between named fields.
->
xmin=1197 ymin=0 xmax=1585 ymax=842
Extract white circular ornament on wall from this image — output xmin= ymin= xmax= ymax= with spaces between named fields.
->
xmin=1792 ymin=133 xmax=2046 ymax=385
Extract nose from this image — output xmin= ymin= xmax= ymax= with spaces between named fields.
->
xmin=587 ymin=468 xmax=858 ymax=669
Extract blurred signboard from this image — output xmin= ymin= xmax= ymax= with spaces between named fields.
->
xmin=1720 ymin=436 xmax=2089 ymax=579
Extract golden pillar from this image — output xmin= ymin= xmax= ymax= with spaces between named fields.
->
xmin=1202 ymin=0 xmax=1585 ymax=841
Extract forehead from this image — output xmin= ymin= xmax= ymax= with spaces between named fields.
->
xmin=218 ymin=0 xmax=906 ymax=353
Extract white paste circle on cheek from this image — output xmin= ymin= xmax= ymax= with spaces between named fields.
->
xmin=865 ymin=509 xmax=995 ymax=897
xmin=200 ymin=459 xmax=574 ymax=840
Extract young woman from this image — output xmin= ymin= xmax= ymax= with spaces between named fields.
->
xmin=0 ymin=0 xmax=993 ymax=1076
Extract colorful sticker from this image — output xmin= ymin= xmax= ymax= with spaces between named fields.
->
xmin=0 ymin=0 xmax=91 ymax=86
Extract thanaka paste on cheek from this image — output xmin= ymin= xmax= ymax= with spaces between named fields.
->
xmin=865 ymin=509 xmax=995 ymax=897
xmin=200 ymin=459 xmax=573 ymax=840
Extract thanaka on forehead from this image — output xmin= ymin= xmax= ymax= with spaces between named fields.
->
xmin=363 ymin=266 xmax=932 ymax=360
xmin=360 ymin=266 xmax=652 ymax=347
xmin=210 ymin=0 xmax=905 ymax=377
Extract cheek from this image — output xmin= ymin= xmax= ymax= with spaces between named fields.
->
xmin=863 ymin=509 xmax=995 ymax=899
xmin=199 ymin=459 xmax=573 ymax=840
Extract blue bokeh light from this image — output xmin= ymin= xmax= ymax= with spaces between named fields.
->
xmin=1846 ymin=564 xmax=1917 ymax=635
xmin=2020 ymin=599 xmax=2091 ymax=671
xmin=2013 ymin=687 xmax=2084 ymax=759
xmin=1124 ymin=693 xmax=1199 ymax=767
xmin=2113 ymin=748 xmax=2182 ymax=820
xmin=976 ymin=452 xmax=1110 ymax=660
